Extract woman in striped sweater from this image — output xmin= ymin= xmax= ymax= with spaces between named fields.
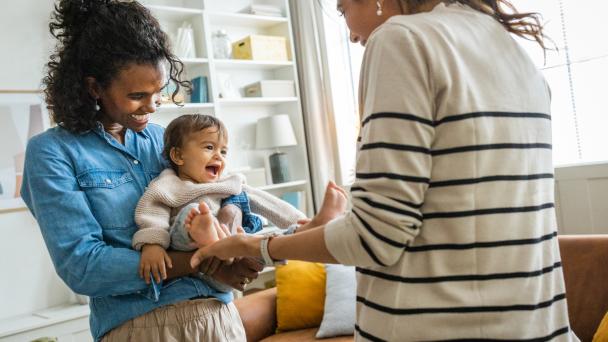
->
xmin=191 ymin=0 xmax=578 ymax=340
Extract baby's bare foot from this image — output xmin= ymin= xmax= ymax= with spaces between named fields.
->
xmin=312 ymin=181 xmax=348 ymax=226
xmin=186 ymin=201 xmax=220 ymax=247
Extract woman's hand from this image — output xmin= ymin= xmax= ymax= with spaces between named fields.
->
xmin=190 ymin=234 xmax=262 ymax=268
xmin=211 ymin=257 xmax=264 ymax=291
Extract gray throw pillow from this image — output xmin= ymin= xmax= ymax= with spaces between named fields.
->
xmin=316 ymin=264 xmax=356 ymax=338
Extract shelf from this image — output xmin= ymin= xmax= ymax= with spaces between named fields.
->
xmin=258 ymin=180 xmax=307 ymax=192
xmin=0 ymin=303 xmax=89 ymax=338
xmin=218 ymin=97 xmax=298 ymax=107
xmin=207 ymin=12 xmax=288 ymax=28
xmin=180 ymin=57 xmax=209 ymax=65
xmin=214 ymin=59 xmax=293 ymax=70
xmin=156 ymin=102 xmax=214 ymax=114
xmin=147 ymin=5 xmax=204 ymax=22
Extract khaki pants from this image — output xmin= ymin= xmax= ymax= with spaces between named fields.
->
xmin=101 ymin=298 xmax=246 ymax=342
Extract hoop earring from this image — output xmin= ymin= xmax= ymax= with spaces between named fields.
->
xmin=376 ymin=1 xmax=383 ymax=16
xmin=94 ymin=99 xmax=100 ymax=111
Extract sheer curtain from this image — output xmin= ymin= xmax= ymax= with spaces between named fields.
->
xmin=289 ymin=0 xmax=341 ymax=209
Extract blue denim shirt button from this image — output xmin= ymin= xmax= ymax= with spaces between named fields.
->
xmin=133 ymin=159 xmax=139 ymax=165
xmin=105 ymin=178 xmax=112 ymax=184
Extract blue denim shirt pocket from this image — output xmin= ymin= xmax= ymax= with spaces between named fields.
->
xmin=77 ymin=169 xmax=140 ymax=229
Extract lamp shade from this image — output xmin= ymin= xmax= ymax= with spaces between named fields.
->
xmin=255 ymin=114 xmax=297 ymax=149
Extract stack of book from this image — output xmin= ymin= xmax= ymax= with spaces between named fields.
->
xmin=248 ymin=4 xmax=283 ymax=17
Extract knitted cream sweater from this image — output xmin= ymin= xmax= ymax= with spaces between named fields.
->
xmin=132 ymin=168 xmax=306 ymax=250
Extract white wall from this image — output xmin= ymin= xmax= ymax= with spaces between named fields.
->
xmin=555 ymin=162 xmax=608 ymax=235
xmin=0 ymin=2 xmax=54 ymax=90
xmin=0 ymin=1 xmax=74 ymax=321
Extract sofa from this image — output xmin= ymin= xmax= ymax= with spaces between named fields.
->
xmin=234 ymin=235 xmax=608 ymax=341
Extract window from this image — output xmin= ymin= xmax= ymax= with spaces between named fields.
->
xmin=512 ymin=0 xmax=608 ymax=166
xmin=322 ymin=0 xmax=608 ymax=175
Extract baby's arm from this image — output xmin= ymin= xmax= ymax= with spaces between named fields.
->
xmin=133 ymin=181 xmax=174 ymax=283
xmin=139 ymin=244 xmax=173 ymax=284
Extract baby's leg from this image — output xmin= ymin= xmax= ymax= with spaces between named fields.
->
xmin=184 ymin=202 xmax=221 ymax=247
xmin=301 ymin=181 xmax=348 ymax=231
xmin=317 ymin=181 xmax=348 ymax=224
xmin=216 ymin=204 xmax=243 ymax=236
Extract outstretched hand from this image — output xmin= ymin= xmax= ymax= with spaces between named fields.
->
xmin=190 ymin=232 xmax=260 ymax=269
xmin=188 ymin=200 xmax=262 ymax=269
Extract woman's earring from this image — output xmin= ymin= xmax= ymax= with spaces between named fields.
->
xmin=94 ymin=99 xmax=100 ymax=111
xmin=376 ymin=1 xmax=383 ymax=16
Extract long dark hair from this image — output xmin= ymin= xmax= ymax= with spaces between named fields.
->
xmin=44 ymin=0 xmax=191 ymax=133
xmin=404 ymin=0 xmax=548 ymax=49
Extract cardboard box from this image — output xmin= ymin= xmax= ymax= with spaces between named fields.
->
xmin=232 ymin=35 xmax=289 ymax=61
xmin=244 ymin=80 xmax=295 ymax=98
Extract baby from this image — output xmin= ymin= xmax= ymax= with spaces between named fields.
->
xmin=132 ymin=114 xmax=346 ymax=290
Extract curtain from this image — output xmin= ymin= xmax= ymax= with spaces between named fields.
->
xmin=289 ymin=0 xmax=342 ymax=210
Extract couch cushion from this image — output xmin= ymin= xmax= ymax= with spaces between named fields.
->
xmin=593 ymin=311 xmax=608 ymax=341
xmin=559 ymin=235 xmax=608 ymax=342
xmin=261 ymin=328 xmax=353 ymax=342
xmin=275 ymin=261 xmax=326 ymax=332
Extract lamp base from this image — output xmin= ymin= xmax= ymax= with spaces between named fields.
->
xmin=269 ymin=152 xmax=290 ymax=184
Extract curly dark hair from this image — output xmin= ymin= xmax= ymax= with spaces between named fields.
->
xmin=44 ymin=0 xmax=191 ymax=133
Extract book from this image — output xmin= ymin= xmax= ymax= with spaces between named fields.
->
xmin=190 ymin=76 xmax=208 ymax=103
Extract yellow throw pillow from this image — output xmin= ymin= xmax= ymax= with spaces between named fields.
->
xmin=594 ymin=311 xmax=608 ymax=342
xmin=275 ymin=260 xmax=326 ymax=333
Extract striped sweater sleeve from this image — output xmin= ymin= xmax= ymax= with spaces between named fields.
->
xmin=325 ymin=24 xmax=434 ymax=267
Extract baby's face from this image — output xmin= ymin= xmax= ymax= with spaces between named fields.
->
xmin=176 ymin=127 xmax=228 ymax=184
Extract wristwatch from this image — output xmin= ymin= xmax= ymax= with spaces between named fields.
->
xmin=260 ymin=234 xmax=287 ymax=266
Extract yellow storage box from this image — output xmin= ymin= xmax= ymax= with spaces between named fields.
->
xmin=232 ymin=35 xmax=289 ymax=61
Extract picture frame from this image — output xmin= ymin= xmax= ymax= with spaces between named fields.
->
xmin=0 ymin=90 xmax=50 ymax=213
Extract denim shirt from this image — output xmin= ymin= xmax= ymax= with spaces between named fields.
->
xmin=21 ymin=123 xmax=232 ymax=341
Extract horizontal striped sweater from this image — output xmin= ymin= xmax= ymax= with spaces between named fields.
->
xmin=324 ymin=3 xmax=578 ymax=341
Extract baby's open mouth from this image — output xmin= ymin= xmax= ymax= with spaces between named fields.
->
xmin=206 ymin=165 xmax=219 ymax=176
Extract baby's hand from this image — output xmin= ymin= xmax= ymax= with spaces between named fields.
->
xmin=139 ymin=244 xmax=173 ymax=284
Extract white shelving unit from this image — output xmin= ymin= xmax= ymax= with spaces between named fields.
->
xmin=145 ymin=0 xmax=313 ymax=217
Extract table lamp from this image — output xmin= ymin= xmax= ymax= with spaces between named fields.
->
xmin=255 ymin=114 xmax=297 ymax=184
